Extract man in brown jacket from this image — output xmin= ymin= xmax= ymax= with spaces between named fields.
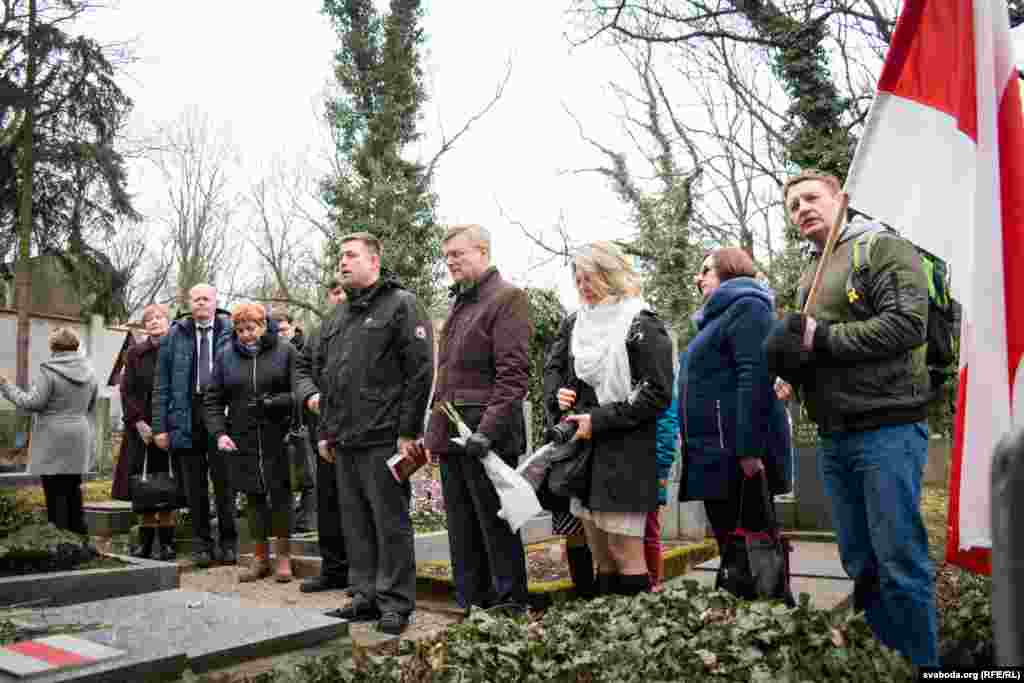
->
xmin=424 ymin=224 xmax=532 ymax=613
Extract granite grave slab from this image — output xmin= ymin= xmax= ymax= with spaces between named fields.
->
xmin=0 ymin=553 xmax=178 ymax=609
xmin=0 ymin=589 xmax=350 ymax=682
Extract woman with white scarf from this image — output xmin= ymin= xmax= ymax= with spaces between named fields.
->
xmin=553 ymin=242 xmax=674 ymax=596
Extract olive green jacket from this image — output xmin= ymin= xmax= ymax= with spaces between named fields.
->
xmin=795 ymin=217 xmax=931 ymax=433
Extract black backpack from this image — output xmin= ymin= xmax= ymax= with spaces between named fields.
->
xmin=846 ymin=227 xmax=956 ymax=395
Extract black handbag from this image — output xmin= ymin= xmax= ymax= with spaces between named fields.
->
xmin=224 ymin=448 xmax=265 ymax=495
xmin=129 ymin=446 xmax=186 ymax=513
xmin=546 ymin=439 xmax=593 ymax=500
xmin=716 ymin=473 xmax=795 ymax=607
xmin=285 ymin=425 xmax=316 ymax=490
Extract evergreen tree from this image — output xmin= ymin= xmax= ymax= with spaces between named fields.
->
xmin=320 ymin=0 xmax=443 ymax=309
xmin=0 ymin=1 xmax=138 ymax=258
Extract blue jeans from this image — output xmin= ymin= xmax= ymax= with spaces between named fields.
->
xmin=818 ymin=421 xmax=938 ymax=666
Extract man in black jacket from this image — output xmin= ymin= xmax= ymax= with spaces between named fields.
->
xmin=295 ymin=234 xmax=434 ymax=636
xmin=293 ymin=280 xmax=350 ymax=592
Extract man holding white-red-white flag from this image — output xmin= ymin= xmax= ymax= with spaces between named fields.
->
xmin=766 ymin=169 xmax=939 ymax=667
xmin=766 ymin=0 xmax=1024 ymax=667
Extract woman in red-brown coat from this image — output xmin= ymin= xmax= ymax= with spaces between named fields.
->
xmin=118 ymin=304 xmax=181 ymax=560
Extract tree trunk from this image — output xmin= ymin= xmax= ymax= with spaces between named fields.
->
xmin=15 ymin=0 xmax=37 ymax=389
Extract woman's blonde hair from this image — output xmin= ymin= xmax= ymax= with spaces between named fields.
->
xmin=572 ymin=241 xmax=641 ymax=301
xmin=230 ymin=302 xmax=267 ymax=327
xmin=49 ymin=327 xmax=80 ymax=353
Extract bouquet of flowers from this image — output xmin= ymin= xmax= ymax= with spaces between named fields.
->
xmin=440 ymin=402 xmax=542 ymax=532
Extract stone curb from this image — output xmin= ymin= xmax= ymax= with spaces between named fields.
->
xmin=413 ymin=539 xmax=720 ymax=602
xmin=0 ymin=552 xmax=179 ymax=609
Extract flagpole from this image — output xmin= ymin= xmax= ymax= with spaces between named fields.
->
xmin=800 ymin=71 xmax=889 ymax=314
xmin=801 ymin=192 xmax=849 ymax=314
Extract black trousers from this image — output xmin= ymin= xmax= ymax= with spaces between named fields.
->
xmin=177 ymin=396 xmax=237 ymax=550
xmin=336 ymin=443 xmax=415 ymax=615
xmin=41 ymin=474 xmax=87 ymax=535
xmin=440 ymin=453 xmax=529 ymax=609
xmin=309 ymin=427 xmax=347 ymax=576
xmin=291 ymin=427 xmax=316 ymax=491
xmin=246 ymin=449 xmax=292 ymax=542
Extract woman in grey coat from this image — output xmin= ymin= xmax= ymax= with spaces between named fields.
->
xmin=0 ymin=327 xmax=98 ymax=534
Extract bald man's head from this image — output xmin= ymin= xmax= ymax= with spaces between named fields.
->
xmin=189 ymin=283 xmax=217 ymax=323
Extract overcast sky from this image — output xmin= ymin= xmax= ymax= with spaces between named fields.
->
xmin=79 ymin=1 xmax=659 ymax=308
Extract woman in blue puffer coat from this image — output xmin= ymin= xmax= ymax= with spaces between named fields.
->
xmin=678 ymin=247 xmax=792 ymax=555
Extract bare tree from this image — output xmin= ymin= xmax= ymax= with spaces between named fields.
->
xmin=242 ymin=158 xmax=332 ymax=320
xmin=107 ymin=216 xmax=173 ymax=321
xmin=150 ymin=107 xmax=241 ymax=308
xmin=510 ymin=39 xmax=798 ymax=326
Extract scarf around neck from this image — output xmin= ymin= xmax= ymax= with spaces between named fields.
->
xmin=571 ymin=296 xmax=649 ymax=406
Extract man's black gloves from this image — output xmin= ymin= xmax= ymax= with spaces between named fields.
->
xmin=763 ymin=313 xmax=831 ymax=381
xmin=465 ymin=432 xmax=492 ymax=460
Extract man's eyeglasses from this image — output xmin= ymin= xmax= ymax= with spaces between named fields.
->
xmin=443 ymin=247 xmax=483 ymax=261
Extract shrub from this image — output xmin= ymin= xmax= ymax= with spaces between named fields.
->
xmin=0 ymin=523 xmax=97 ymax=576
xmin=14 ymin=480 xmax=112 ymax=513
xmin=247 ymin=581 xmax=914 ymax=682
xmin=410 ymin=509 xmax=447 ymax=534
xmin=0 ymin=490 xmax=34 ymax=537
xmin=938 ymin=569 xmax=993 ymax=668
xmin=525 ymin=287 xmax=567 ymax=445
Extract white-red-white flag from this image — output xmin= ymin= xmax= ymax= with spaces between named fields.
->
xmin=844 ymin=0 xmax=1024 ymax=575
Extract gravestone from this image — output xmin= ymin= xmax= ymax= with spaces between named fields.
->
xmin=793 ymin=445 xmax=833 ymax=530
xmin=790 ymin=408 xmax=834 ymax=531
xmin=0 ymin=590 xmax=350 ymax=682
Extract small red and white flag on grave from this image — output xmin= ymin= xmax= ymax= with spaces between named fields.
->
xmin=844 ymin=0 xmax=1024 ymax=574
xmin=0 ymin=635 xmax=123 ymax=677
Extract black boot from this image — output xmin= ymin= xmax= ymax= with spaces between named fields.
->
xmin=567 ymin=545 xmax=596 ymax=600
xmin=616 ymin=573 xmax=651 ymax=597
xmin=132 ymin=527 xmax=155 ymax=559
xmin=156 ymin=526 xmax=177 ymax=561
xmin=597 ymin=572 xmax=617 ymax=596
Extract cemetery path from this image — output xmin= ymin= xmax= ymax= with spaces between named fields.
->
xmin=179 ymin=565 xmax=460 ymax=642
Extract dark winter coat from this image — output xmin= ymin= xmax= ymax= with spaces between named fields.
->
xmin=680 ymin=277 xmax=792 ymax=502
xmin=152 ymin=311 xmax=233 ymax=450
xmin=296 ymin=272 xmax=434 ymax=449
xmin=543 ymin=308 xmax=674 ymax=514
xmin=425 ymin=268 xmax=531 ymax=459
xmin=113 ymin=335 xmax=169 ymax=500
xmin=203 ymin=329 xmax=296 ymax=461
